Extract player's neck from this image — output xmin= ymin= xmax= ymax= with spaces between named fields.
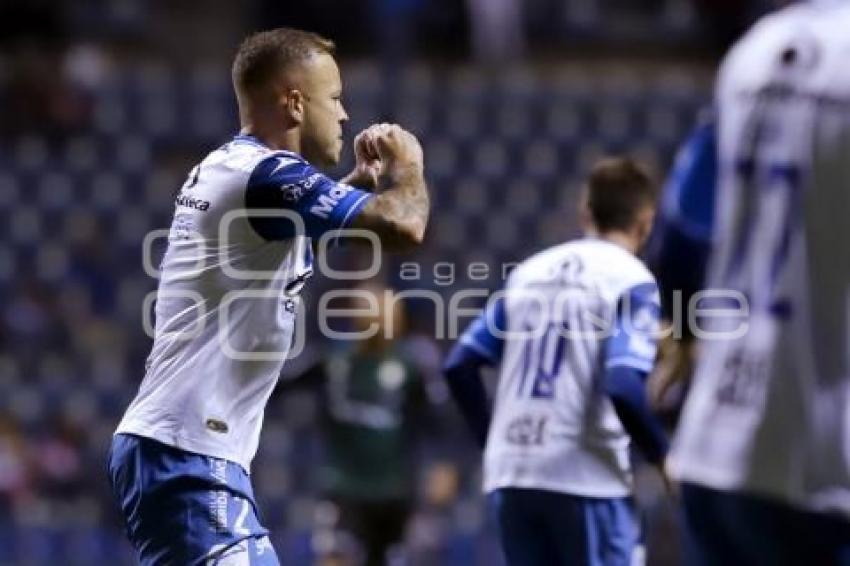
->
xmin=240 ymin=124 xmax=301 ymax=154
xmin=594 ymin=230 xmax=640 ymax=255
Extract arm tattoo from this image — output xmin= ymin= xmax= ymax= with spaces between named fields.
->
xmin=354 ymin=164 xmax=430 ymax=251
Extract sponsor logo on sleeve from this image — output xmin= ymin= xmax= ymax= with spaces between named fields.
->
xmin=280 ymin=172 xmax=323 ymax=203
xmin=310 ymin=183 xmax=354 ymax=219
xmin=626 ymin=302 xmax=658 ymax=359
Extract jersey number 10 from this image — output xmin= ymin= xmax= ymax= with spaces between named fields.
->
xmin=518 ymin=324 xmax=568 ymax=399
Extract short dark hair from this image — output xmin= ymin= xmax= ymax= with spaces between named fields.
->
xmin=585 ymin=157 xmax=657 ymax=232
xmin=232 ymin=28 xmax=335 ymax=93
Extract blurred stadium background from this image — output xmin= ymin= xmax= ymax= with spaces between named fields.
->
xmin=0 ymin=1 xmax=772 ymax=564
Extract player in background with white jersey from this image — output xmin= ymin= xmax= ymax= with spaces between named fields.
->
xmin=664 ymin=1 xmax=850 ymax=563
xmin=444 ymin=158 xmax=669 ymax=566
xmin=107 ymin=28 xmax=429 ymax=564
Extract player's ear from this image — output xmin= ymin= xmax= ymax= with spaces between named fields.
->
xmin=282 ymin=89 xmax=305 ymax=124
xmin=578 ymin=188 xmax=594 ymax=232
xmin=636 ymin=207 xmax=656 ymax=247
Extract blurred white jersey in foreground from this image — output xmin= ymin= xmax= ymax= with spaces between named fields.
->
xmin=670 ymin=1 xmax=850 ymax=516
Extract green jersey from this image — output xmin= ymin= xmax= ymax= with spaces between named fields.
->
xmin=288 ymin=346 xmax=428 ymax=501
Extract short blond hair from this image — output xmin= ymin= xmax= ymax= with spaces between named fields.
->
xmin=231 ymin=27 xmax=335 ymax=93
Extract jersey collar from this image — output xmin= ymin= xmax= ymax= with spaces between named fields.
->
xmin=231 ymin=134 xmax=303 ymax=161
xmin=232 ymin=133 xmax=267 ymax=147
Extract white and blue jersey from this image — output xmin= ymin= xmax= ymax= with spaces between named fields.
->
xmin=110 ymin=134 xmax=373 ymax=564
xmin=116 ymin=133 xmax=373 ymax=471
xmin=461 ymin=238 xmax=661 ymax=498
xmin=446 ymin=238 xmax=664 ymax=565
xmin=669 ymin=0 xmax=850 ymax=518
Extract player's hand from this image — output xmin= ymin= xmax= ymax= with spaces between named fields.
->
xmin=648 ymin=331 xmax=695 ymax=408
xmin=660 ymin=458 xmax=679 ymax=499
xmin=342 ymin=129 xmax=383 ymax=190
xmin=370 ymin=123 xmax=424 ymax=173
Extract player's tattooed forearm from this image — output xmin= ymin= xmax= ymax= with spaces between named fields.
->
xmin=386 ymin=165 xmax=429 ymax=236
xmin=360 ymin=166 xmax=429 ymax=250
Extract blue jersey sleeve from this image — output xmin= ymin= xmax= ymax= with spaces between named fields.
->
xmin=603 ymin=282 xmax=668 ymax=463
xmin=458 ymin=296 xmax=506 ymax=365
xmin=245 ymin=153 xmax=374 ymax=240
xmin=660 ymin=116 xmax=717 ymax=240
xmin=605 ymin=282 xmax=660 ymax=373
xmin=646 ymin=116 xmax=716 ymax=315
xmin=443 ymin=345 xmax=492 ymax=448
